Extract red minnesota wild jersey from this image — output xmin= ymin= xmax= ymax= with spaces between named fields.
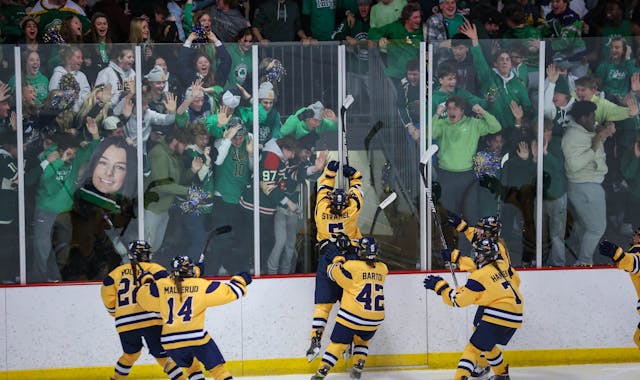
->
xmin=328 ymin=259 xmax=388 ymax=331
xmin=135 ymin=275 xmax=248 ymax=350
xmin=101 ymin=262 xmax=169 ymax=333
xmin=437 ymin=260 xmax=524 ymax=329
xmin=315 ymin=166 xmax=364 ymax=243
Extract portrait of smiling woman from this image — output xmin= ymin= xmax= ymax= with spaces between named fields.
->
xmin=64 ymin=137 xmax=138 ymax=280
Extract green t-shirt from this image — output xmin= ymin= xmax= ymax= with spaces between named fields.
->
xmin=225 ymin=44 xmax=252 ymax=89
xmin=303 ymin=0 xmax=337 ymax=41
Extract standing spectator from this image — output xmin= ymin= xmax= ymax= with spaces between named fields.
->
xmin=595 ymin=37 xmax=635 ymax=102
xmin=59 ymin=14 xmax=85 ymax=44
xmin=151 ymin=4 xmax=180 ymax=43
xmin=95 ymin=46 xmax=136 ymax=107
xmin=152 ymin=56 xmax=181 ymax=96
xmin=426 ymin=0 xmax=469 ymax=64
xmin=543 ymin=64 xmax=575 ymax=135
xmin=129 ymin=17 xmax=154 ymax=72
xmin=302 ymin=0 xmax=337 ymax=41
xmin=9 ymin=50 xmax=49 ymax=106
xmin=225 ymin=28 xmax=253 ymax=89
xmin=49 ymin=45 xmax=92 ymax=113
xmin=197 ymin=0 xmax=251 ymax=42
xmin=447 ymin=34 xmax=479 ymax=95
xmin=83 ymin=12 xmax=112 ymax=84
xmin=432 ymin=97 xmax=501 ymax=228
xmin=28 ymin=0 xmax=92 ymax=38
xmin=144 ymin=128 xmax=198 ymax=260
xmin=540 ymin=0 xmax=588 ymax=77
xmin=281 ymin=101 xmax=338 ymax=139
xmin=368 ymin=3 xmax=423 ymax=87
xmin=175 ymin=80 xmax=212 ymax=128
xmin=397 ymin=59 xmax=420 ymax=142
xmin=211 ymin=120 xmax=254 ymax=275
xmin=31 ymin=123 xmax=100 ymax=283
xmin=252 ymin=0 xmax=312 ymax=43
xmin=620 ymin=138 xmax=640 ymax=229
xmin=0 ymin=135 xmax=22 ymax=283
xmin=90 ymin=0 xmax=131 ymax=43
xmin=369 ymin=0 xmax=406 ymax=29
xmin=562 ymin=100 xmax=614 ymax=266
xmin=179 ymin=30 xmax=231 ymax=98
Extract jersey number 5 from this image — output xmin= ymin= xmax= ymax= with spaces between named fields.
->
xmin=356 ymin=283 xmax=384 ymax=311
xmin=167 ymin=296 xmax=194 ymax=324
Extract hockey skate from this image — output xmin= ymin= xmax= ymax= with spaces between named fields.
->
xmin=306 ymin=331 xmax=322 ymax=362
xmin=488 ymin=372 xmax=510 ymax=380
xmin=470 ymin=363 xmax=490 ymax=379
xmin=310 ymin=365 xmax=330 ymax=379
xmin=350 ymin=359 xmax=365 ymax=379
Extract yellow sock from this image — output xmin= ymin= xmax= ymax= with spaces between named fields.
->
xmin=454 ymin=343 xmax=481 ymax=380
xmin=486 ymin=345 xmax=509 ymax=375
xmin=311 ymin=303 xmax=333 ymax=338
xmin=207 ymin=363 xmax=233 ymax=379
xmin=113 ymin=351 xmax=141 ymax=379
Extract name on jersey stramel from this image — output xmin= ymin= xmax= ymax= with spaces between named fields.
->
xmin=362 ymin=272 xmax=383 ymax=281
xmin=164 ymin=285 xmax=200 ymax=294
xmin=322 ymin=212 xmax=349 ymax=220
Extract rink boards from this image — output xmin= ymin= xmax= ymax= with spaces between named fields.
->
xmin=0 ymin=269 xmax=639 ymax=379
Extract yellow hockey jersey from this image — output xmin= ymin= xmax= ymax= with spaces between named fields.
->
xmin=612 ymin=244 xmax=640 ymax=315
xmin=433 ymin=259 xmax=524 ymax=329
xmin=328 ymin=258 xmax=388 ymax=331
xmin=135 ymin=274 xmax=248 ymax=350
xmin=101 ymin=262 xmax=169 ymax=333
xmin=315 ymin=166 xmax=364 ymax=244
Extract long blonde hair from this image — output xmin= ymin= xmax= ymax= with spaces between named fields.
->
xmin=129 ymin=17 xmax=150 ymax=44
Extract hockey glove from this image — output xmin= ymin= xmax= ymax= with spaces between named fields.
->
xmin=137 ymin=271 xmax=154 ymax=285
xmin=446 ymin=211 xmax=468 ymax=232
xmin=342 ymin=165 xmax=357 ymax=179
xmin=327 ymin=160 xmax=340 ymax=172
xmin=234 ymin=271 xmax=252 ymax=285
xmin=440 ymin=248 xmax=460 ymax=264
xmin=423 ymin=275 xmax=447 ymax=294
xmin=599 ymin=240 xmax=624 ymax=262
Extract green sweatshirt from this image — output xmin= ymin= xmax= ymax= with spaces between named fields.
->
xmin=431 ymin=112 xmax=501 ymax=172
xmin=280 ymin=107 xmax=338 ymax=139
xmin=368 ymin=21 xmax=422 ymax=79
xmin=9 ymin=71 xmax=49 ymax=105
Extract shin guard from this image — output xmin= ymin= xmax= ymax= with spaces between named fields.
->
xmin=486 ymin=345 xmax=508 ymax=375
xmin=454 ymin=342 xmax=482 ymax=380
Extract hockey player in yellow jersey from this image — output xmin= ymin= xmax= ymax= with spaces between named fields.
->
xmin=311 ymin=236 xmax=388 ymax=380
xmin=424 ymin=239 xmax=523 ymax=380
xmin=135 ymin=255 xmax=251 ymax=380
xmin=599 ymin=228 xmax=640 ymax=351
xmin=307 ymin=160 xmax=364 ymax=361
xmin=100 ymin=240 xmax=185 ymax=380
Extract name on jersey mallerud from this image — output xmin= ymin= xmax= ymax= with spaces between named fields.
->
xmin=362 ymin=272 xmax=383 ymax=281
xmin=164 ymin=286 xmax=200 ymax=294
xmin=322 ymin=212 xmax=349 ymax=219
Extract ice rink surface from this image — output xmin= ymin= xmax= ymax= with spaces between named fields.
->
xmin=224 ymin=363 xmax=640 ymax=380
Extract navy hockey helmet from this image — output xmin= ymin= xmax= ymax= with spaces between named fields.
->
xmin=358 ymin=236 xmax=379 ymax=261
xmin=171 ymin=255 xmax=196 ymax=278
xmin=329 ymin=188 xmax=349 ymax=215
xmin=473 ymin=238 xmax=500 ymax=266
xmin=475 ymin=216 xmax=502 ymax=239
xmin=332 ymin=232 xmax=352 ymax=252
xmin=128 ymin=240 xmax=152 ymax=262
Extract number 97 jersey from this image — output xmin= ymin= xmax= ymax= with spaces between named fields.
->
xmin=328 ymin=260 xmax=388 ymax=332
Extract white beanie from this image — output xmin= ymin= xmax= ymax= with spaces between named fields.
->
xmin=258 ymin=82 xmax=275 ymax=100
xmin=307 ymin=101 xmax=324 ymax=120
xmin=144 ymin=65 xmax=166 ymax=82
xmin=222 ymin=88 xmax=241 ymax=108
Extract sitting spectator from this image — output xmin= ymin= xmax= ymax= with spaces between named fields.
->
xmin=252 ymin=0 xmax=312 ymax=43
xmin=562 ymin=100 xmax=615 ymax=266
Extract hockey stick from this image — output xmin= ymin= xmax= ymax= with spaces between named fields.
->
xmin=419 ymin=145 xmax=459 ymax=288
xmin=199 ymin=225 xmax=232 ymax=265
xmin=368 ymin=192 xmax=398 ymax=235
xmin=496 ymin=153 xmax=510 ymax=219
xmin=340 ymin=95 xmax=354 ymax=166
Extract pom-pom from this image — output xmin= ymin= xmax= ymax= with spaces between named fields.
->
xmin=473 ymin=151 xmax=502 ymax=180
xmin=264 ymin=60 xmax=286 ymax=83
xmin=59 ymin=73 xmax=80 ymax=97
xmin=42 ymin=24 xmax=65 ymax=45
xmin=176 ymin=185 xmax=213 ymax=215
xmin=192 ymin=24 xmax=208 ymax=44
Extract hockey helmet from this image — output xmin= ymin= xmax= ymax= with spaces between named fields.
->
xmin=475 ymin=216 xmax=502 ymax=239
xmin=171 ymin=255 xmax=196 ymax=278
xmin=332 ymin=232 xmax=352 ymax=252
xmin=128 ymin=240 xmax=152 ymax=262
xmin=473 ymin=238 xmax=500 ymax=266
xmin=358 ymin=236 xmax=379 ymax=261
xmin=329 ymin=188 xmax=349 ymax=215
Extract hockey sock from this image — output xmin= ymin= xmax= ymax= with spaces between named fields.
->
xmin=113 ymin=351 xmax=141 ymax=379
xmin=319 ymin=341 xmax=349 ymax=372
xmin=352 ymin=335 xmax=370 ymax=364
xmin=454 ymin=342 xmax=482 ymax=380
xmin=155 ymin=356 xmax=184 ymax=380
xmin=476 ymin=352 xmax=488 ymax=368
xmin=311 ymin=303 xmax=333 ymax=338
xmin=634 ymin=325 xmax=640 ymax=351
xmin=486 ymin=345 xmax=508 ymax=375
xmin=183 ymin=359 xmax=204 ymax=379
xmin=207 ymin=363 xmax=233 ymax=380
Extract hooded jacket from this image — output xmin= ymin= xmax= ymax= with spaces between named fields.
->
xmin=48 ymin=66 xmax=91 ymax=113
xmin=95 ymin=61 xmax=136 ymax=106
